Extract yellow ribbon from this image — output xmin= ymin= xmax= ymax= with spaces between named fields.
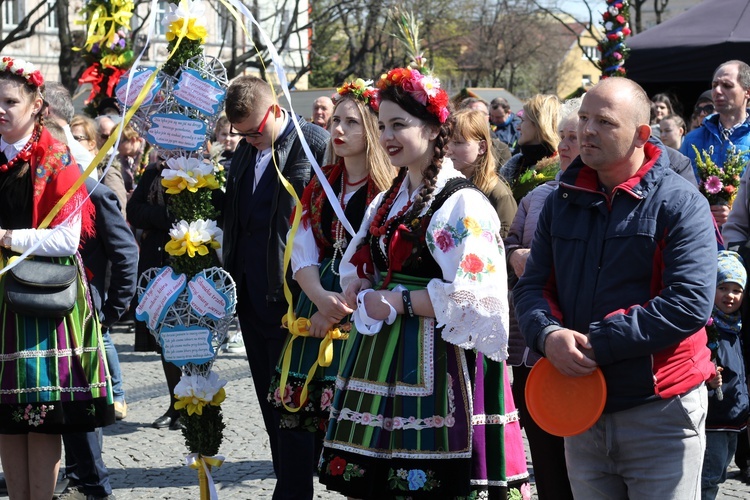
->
xmin=278 ymin=313 xmax=349 ymax=413
xmin=186 ymin=453 xmax=224 ymax=500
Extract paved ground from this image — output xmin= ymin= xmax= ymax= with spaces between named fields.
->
xmin=3 ymin=322 xmax=750 ymax=499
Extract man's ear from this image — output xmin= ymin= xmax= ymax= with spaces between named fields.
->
xmin=635 ymin=124 xmax=651 ymax=146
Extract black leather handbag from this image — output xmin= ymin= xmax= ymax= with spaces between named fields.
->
xmin=3 ymin=258 xmax=78 ymax=318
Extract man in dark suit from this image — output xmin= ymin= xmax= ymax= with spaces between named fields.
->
xmin=61 ymin=178 xmax=138 ymax=500
xmin=223 ymin=76 xmax=329 ymax=500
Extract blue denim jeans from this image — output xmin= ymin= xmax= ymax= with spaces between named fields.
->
xmin=63 ymin=428 xmax=112 ymax=497
xmin=102 ymin=327 xmax=125 ymax=403
xmin=701 ymin=431 xmax=738 ymax=500
xmin=565 ymin=384 xmax=707 ymax=500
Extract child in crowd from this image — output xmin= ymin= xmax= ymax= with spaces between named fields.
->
xmin=703 ymin=251 xmax=750 ymax=499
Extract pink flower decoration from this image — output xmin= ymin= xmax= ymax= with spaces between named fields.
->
xmin=704 ymin=175 xmax=723 ymax=194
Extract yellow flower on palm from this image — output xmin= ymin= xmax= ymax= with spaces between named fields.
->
xmin=161 ymin=0 xmax=207 ymax=43
xmin=165 ymin=220 xmax=223 ymax=258
xmin=463 ymin=217 xmax=483 ymax=237
xmin=174 ymin=373 xmax=227 ymax=415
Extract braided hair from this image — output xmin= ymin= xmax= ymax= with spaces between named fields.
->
xmin=378 ymin=84 xmax=453 ymax=223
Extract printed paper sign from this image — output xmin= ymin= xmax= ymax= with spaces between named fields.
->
xmin=116 ymin=67 xmax=161 ymax=107
xmin=188 ymin=274 xmax=230 ymax=320
xmin=160 ymin=326 xmax=215 ymax=366
xmin=146 ymin=113 xmax=206 ymax=151
xmin=135 ymin=267 xmax=187 ymax=331
xmin=173 ymin=69 xmax=227 ymax=115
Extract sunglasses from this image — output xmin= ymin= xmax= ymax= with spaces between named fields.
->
xmin=231 ymin=105 xmax=279 ymax=138
xmin=73 ymin=135 xmax=91 ymax=142
xmin=695 ymin=104 xmax=715 ymax=114
xmin=100 ymin=133 xmax=111 ymax=141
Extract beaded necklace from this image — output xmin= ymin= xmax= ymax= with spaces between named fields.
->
xmin=0 ymin=124 xmax=41 ymax=173
xmin=369 ymin=175 xmax=413 ymax=238
xmin=331 ymin=172 xmax=347 ymax=276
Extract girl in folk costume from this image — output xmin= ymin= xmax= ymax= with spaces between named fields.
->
xmin=0 ymin=56 xmax=112 ymax=498
xmin=318 ymin=64 xmax=529 ymax=498
xmin=268 ymin=80 xmax=394 ymax=434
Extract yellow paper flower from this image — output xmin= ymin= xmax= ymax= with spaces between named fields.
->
xmin=162 ymin=0 xmax=207 ymax=43
xmin=174 ymin=373 xmax=227 ymax=416
xmin=165 ymin=219 xmax=222 ymax=257
xmin=462 ymin=217 xmax=483 ymax=237
xmin=161 ymin=156 xmax=219 ymax=194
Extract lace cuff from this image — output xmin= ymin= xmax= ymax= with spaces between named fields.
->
xmin=427 ymin=279 xmax=509 ymax=362
xmin=352 ymin=289 xmax=397 ymax=335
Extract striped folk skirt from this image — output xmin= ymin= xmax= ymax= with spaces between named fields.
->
xmin=0 ymin=255 xmax=113 ymax=434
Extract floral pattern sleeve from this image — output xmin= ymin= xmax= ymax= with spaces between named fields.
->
xmin=425 ymin=188 xmax=509 ymax=361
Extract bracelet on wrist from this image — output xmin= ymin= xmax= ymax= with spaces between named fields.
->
xmin=401 ymin=289 xmax=415 ymax=318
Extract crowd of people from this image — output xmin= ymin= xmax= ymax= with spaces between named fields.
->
xmin=1 ymin=51 xmax=750 ymax=500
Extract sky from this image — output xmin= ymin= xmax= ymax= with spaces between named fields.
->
xmin=558 ymin=0 xmax=606 ymax=21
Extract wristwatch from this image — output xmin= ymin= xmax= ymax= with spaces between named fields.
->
xmin=2 ymin=230 xmax=12 ymax=249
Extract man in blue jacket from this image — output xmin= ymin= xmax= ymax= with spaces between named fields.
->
xmin=222 ymin=76 xmax=328 ymax=500
xmin=515 ymin=77 xmax=717 ymax=499
xmin=682 ymin=60 xmax=750 ymax=227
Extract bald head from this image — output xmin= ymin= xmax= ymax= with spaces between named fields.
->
xmin=588 ymin=78 xmax=651 ymax=127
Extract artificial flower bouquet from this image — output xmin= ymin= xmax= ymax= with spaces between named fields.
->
xmin=512 ymin=155 xmax=560 ymax=201
xmin=692 ymin=144 xmax=748 ymax=207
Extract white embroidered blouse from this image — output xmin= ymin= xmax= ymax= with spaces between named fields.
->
xmin=339 ymin=160 xmax=510 ymax=362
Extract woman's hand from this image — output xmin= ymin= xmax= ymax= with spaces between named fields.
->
xmin=308 ymin=312 xmax=335 ymax=338
xmin=509 ymin=248 xmax=531 ymax=277
xmin=313 ymin=291 xmax=353 ymax=325
xmin=344 ymin=278 xmax=372 ymax=309
xmin=362 ymin=290 xmax=398 ymax=321
xmin=711 ymin=204 xmax=730 ymax=226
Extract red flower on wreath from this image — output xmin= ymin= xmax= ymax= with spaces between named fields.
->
xmin=329 ymin=457 xmax=347 ymax=476
xmin=460 ymin=253 xmax=484 ymax=274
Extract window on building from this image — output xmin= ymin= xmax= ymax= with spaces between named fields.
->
xmin=582 ymin=75 xmax=593 ymax=87
xmin=217 ymin=10 xmax=230 ymax=36
xmin=47 ymin=0 xmax=57 ymax=30
xmin=581 ymin=45 xmax=599 ymax=61
xmin=3 ymin=0 xmax=25 ymax=27
xmin=155 ymin=0 xmax=169 ymax=36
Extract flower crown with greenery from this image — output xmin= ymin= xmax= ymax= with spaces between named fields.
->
xmin=0 ymin=57 xmax=44 ymax=88
xmin=334 ymin=78 xmax=379 ymax=112
xmin=376 ymin=68 xmax=450 ymax=123
xmin=375 ymin=11 xmax=450 ymax=123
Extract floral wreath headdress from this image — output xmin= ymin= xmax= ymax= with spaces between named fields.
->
xmin=0 ymin=57 xmax=44 ymax=88
xmin=375 ymin=11 xmax=450 ymax=124
xmin=334 ymin=78 xmax=379 ymax=112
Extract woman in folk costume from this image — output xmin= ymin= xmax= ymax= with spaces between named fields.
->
xmin=0 ymin=56 xmax=112 ymax=499
xmin=318 ymin=61 xmax=529 ymax=500
xmin=268 ymin=80 xmax=394 ymax=433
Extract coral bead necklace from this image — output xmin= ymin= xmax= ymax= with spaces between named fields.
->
xmin=0 ymin=124 xmax=41 ymax=173
xmin=369 ymin=176 xmax=412 ymax=238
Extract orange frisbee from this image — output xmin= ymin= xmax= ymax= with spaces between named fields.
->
xmin=525 ymin=358 xmax=606 ymax=437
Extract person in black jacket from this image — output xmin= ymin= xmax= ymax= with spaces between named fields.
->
xmin=126 ymin=163 xmax=185 ymax=430
xmin=62 ymin=178 xmax=138 ymax=499
xmin=223 ymin=76 xmax=329 ymax=500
